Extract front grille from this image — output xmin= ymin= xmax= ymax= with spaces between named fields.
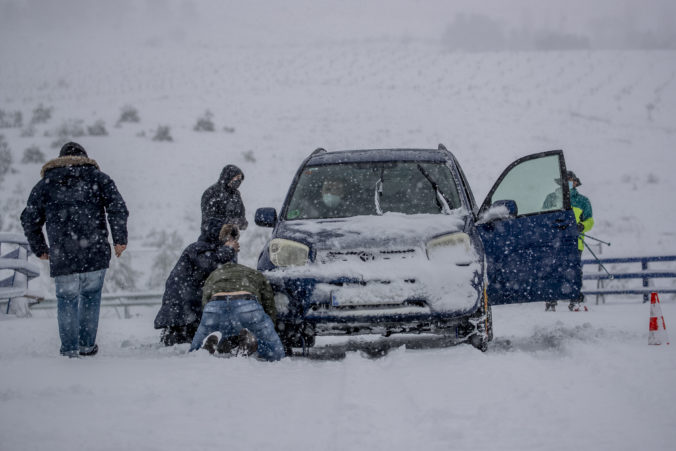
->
xmin=319 ymin=248 xmax=417 ymax=264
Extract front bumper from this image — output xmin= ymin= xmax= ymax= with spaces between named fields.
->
xmin=267 ymin=273 xmax=483 ymax=338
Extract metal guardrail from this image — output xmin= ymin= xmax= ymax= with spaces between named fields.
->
xmin=31 ymin=291 xmax=164 ymax=319
xmin=582 ymin=255 xmax=676 ymax=303
xmin=1 ymin=233 xmax=44 ymax=314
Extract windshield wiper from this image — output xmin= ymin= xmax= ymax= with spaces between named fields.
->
xmin=416 ymin=164 xmax=452 ymax=214
xmin=374 ymin=177 xmax=383 ymax=215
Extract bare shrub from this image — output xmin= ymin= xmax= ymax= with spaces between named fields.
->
xmin=193 ymin=110 xmax=215 ymax=132
xmin=30 ymin=104 xmax=53 ymax=125
xmin=21 ymin=145 xmax=46 ymax=164
xmin=0 ymin=109 xmax=23 ymax=128
xmin=242 ymin=150 xmax=256 ymax=163
xmin=87 ymin=120 xmax=108 ymax=136
xmin=117 ymin=105 xmax=140 ymax=125
xmin=152 ymin=125 xmax=173 ymax=142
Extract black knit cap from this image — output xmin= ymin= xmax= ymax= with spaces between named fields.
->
xmin=59 ymin=141 xmax=88 ymax=158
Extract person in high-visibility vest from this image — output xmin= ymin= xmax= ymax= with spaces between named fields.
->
xmin=544 ymin=170 xmax=594 ymax=312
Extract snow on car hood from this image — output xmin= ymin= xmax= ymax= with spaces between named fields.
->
xmin=276 ymin=211 xmax=467 ymax=250
xmin=268 ymin=210 xmax=482 ymax=312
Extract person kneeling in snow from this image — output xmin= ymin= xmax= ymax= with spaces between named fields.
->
xmin=154 ymin=218 xmax=238 ymax=346
xmin=190 ymin=225 xmax=285 ymax=361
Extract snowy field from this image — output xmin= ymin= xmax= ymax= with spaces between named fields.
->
xmin=1 ymin=1 xmax=676 ymax=450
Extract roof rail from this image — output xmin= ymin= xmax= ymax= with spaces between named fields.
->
xmin=311 ymin=147 xmax=327 ymax=155
xmin=438 ymin=143 xmax=447 ymax=151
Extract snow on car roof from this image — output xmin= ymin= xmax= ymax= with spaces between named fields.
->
xmin=307 ymin=148 xmax=452 ymax=165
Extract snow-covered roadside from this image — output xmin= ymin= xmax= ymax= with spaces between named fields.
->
xmin=1 ymin=300 xmax=674 ymax=451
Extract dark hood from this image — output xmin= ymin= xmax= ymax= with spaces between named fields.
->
xmin=218 ymin=165 xmax=244 ymax=191
xmin=198 ymin=217 xmax=225 ymax=244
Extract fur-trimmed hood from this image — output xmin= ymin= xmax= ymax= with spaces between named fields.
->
xmin=41 ymin=156 xmax=100 ymax=178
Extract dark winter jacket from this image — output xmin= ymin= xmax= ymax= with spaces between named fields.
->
xmin=200 ymin=165 xmax=248 ymax=231
xmin=201 ymin=262 xmax=277 ymax=323
xmin=20 ymin=156 xmax=129 ymax=277
xmin=153 ymin=219 xmax=237 ymax=329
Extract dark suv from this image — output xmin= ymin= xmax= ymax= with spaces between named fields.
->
xmin=255 ymin=145 xmax=580 ymax=352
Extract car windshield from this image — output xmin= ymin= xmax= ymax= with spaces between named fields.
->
xmin=284 ymin=161 xmax=462 ymax=220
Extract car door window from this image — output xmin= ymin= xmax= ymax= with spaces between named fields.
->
xmin=487 ymin=154 xmax=563 ymax=216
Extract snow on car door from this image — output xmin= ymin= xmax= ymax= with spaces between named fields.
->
xmin=476 ymin=150 xmax=580 ymax=305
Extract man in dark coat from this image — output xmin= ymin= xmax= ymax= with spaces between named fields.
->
xmin=20 ymin=142 xmax=129 ymax=357
xmin=154 ymin=218 xmax=238 ymax=346
xmin=200 ymin=164 xmax=248 ymax=232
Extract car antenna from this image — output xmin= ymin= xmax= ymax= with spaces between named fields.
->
xmin=311 ymin=147 xmax=327 ymax=155
xmin=438 ymin=143 xmax=447 ymax=151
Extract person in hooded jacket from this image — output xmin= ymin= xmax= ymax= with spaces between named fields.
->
xmin=20 ymin=142 xmax=129 ymax=358
xmin=154 ymin=218 xmax=239 ymax=346
xmin=543 ymin=170 xmax=594 ymax=312
xmin=200 ymin=165 xmax=248 ymax=232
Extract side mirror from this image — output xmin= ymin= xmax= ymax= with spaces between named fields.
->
xmin=477 ymin=199 xmax=518 ymax=224
xmin=255 ymin=208 xmax=278 ymax=227
xmin=491 ymin=199 xmax=518 ymax=217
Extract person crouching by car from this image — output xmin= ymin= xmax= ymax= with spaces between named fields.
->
xmin=189 ymin=224 xmax=285 ymax=361
xmin=154 ymin=218 xmax=238 ymax=346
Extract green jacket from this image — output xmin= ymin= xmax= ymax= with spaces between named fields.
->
xmin=570 ymin=188 xmax=594 ymax=251
xmin=201 ymin=262 xmax=277 ymax=323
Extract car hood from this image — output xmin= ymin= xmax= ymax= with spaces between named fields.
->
xmin=268 ymin=210 xmax=480 ymax=313
xmin=275 ymin=211 xmax=467 ymax=251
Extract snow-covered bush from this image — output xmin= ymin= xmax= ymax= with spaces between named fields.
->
xmin=0 ymin=183 xmax=25 ymax=232
xmin=242 ymin=149 xmax=256 ymax=162
xmin=193 ymin=110 xmax=215 ymax=132
xmin=152 ymin=125 xmax=173 ymax=142
xmin=145 ymin=230 xmax=184 ymax=289
xmin=0 ymin=135 xmax=13 ymax=180
xmin=104 ymin=254 xmax=140 ymax=293
xmin=87 ymin=120 xmax=108 ymax=136
xmin=0 ymin=109 xmax=23 ymax=128
xmin=20 ymin=124 xmax=36 ymax=137
xmin=49 ymin=119 xmax=86 ymax=148
xmin=117 ymin=105 xmax=140 ymax=124
xmin=21 ymin=145 xmax=46 ymax=164
xmin=30 ymin=104 xmax=53 ymax=125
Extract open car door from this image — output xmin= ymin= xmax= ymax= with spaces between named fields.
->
xmin=476 ymin=150 xmax=580 ymax=305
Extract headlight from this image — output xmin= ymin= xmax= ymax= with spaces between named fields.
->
xmin=269 ymin=238 xmax=309 ymax=267
xmin=425 ymin=232 xmax=474 ymax=264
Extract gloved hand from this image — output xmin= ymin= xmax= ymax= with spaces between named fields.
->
xmin=577 ymin=223 xmax=585 ymax=233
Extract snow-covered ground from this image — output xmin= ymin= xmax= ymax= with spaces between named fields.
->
xmin=1 ymin=1 xmax=676 ymax=450
xmin=2 ymin=302 xmax=675 ymax=451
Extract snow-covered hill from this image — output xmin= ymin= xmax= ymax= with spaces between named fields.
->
xmin=1 ymin=2 xmax=675 ymax=450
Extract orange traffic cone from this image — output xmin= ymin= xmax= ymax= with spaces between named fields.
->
xmin=649 ymin=292 xmax=670 ymax=345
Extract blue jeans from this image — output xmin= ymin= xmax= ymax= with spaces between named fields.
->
xmin=54 ymin=269 xmax=106 ymax=357
xmin=190 ymin=299 xmax=285 ymax=361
